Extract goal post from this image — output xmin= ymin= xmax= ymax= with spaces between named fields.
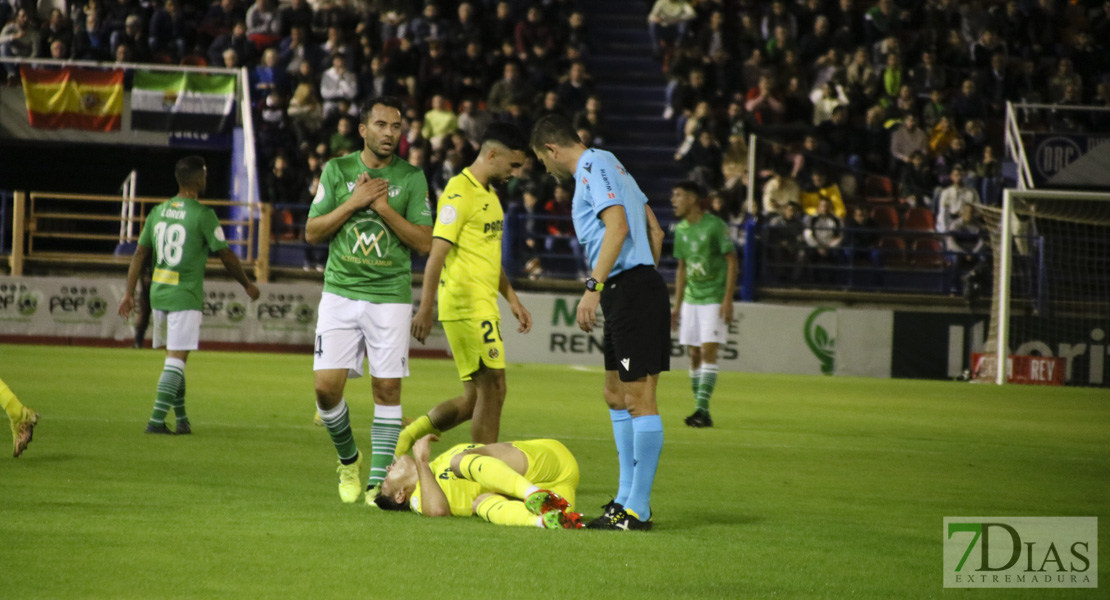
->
xmin=975 ymin=188 xmax=1110 ymax=386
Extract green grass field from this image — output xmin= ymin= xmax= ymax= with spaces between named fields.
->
xmin=0 ymin=344 xmax=1107 ymax=599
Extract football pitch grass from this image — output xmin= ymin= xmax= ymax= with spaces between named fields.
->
xmin=1 ymin=344 xmax=1106 ymax=599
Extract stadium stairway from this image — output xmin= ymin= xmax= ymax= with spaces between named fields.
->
xmin=584 ymin=0 xmax=682 ymax=210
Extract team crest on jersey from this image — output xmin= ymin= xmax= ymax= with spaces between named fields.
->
xmin=388 ymin=185 xmax=402 ymax=198
xmin=488 ymin=347 xmax=499 ymax=360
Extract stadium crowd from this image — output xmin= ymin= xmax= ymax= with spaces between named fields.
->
xmin=2 ymin=0 xmax=1107 ymax=283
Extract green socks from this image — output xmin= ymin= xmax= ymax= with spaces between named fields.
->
xmin=149 ymin=358 xmax=185 ymax=426
xmin=318 ymin=398 xmax=358 ymax=462
xmin=696 ymin=364 xmax=718 ymax=414
xmin=368 ymin=404 xmax=403 ymax=488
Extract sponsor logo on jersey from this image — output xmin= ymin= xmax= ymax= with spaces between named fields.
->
xmin=620 ymin=358 xmax=630 ymax=371
xmin=347 ymin=181 xmax=356 ymax=192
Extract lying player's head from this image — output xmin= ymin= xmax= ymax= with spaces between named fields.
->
xmin=359 ymin=96 xmax=405 ymax=160
xmin=175 ymin=155 xmax=207 ymax=194
xmin=530 ymin=114 xmax=582 ymax=179
xmin=374 ymin=455 xmax=418 ymax=511
xmin=478 ymin=122 xmax=528 ymax=184
xmin=670 ymin=181 xmax=705 ymax=218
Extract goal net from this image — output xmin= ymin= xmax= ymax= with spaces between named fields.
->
xmin=973 ymin=189 xmax=1110 ymax=386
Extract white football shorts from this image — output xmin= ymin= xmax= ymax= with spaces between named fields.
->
xmin=678 ymin=302 xmax=727 ymax=347
xmin=313 ymin=292 xmax=412 ymax=379
xmin=152 ymin=309 xmax=202 ymax=351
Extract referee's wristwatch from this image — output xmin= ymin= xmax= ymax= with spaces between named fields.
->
xmin=585 ymin=277 xmax=605 ymax=292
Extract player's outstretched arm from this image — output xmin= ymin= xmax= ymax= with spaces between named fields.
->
xmin=413 ymin=435 xmax=450 ymax=517
xmin=412 ymin=238 xmax=451 ymax=344
xmin=721 ymin=251 xmax=738 ymax=323
xmin=216 ymin=248 xmax=260 ymax=301
xmin=499 ymin=268 xmax=532 ymax=334
xmin=646 ymin=205 xmax=665 ymax=267
xmin=118 ymin=244 xmax=151 ymax=318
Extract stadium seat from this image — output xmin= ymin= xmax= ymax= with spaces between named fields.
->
xmin=870 ymin=205 xmax=899 ymax=230
xmin=863 ymin=175 xmax=894 ymax=203
xmin=903 ymin=207 xmax=935 ymax=231
xmin=180 ymin=55 xmax=208 ymax=67
xmin=878 ymin=236 xmax=907 ymax=267
xmin=910 ymin=237 xmax=946 ymax=268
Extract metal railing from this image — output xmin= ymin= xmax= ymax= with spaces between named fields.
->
xmin=7 ymin=191 xmax=271 ymax=281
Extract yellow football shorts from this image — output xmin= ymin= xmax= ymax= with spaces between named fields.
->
xmin=441 ymin=318 xmax=506 ymax=381
xmin=511 ymin=439 xmax=579 ymax=511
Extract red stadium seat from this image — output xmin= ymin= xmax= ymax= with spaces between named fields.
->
xmin=878 ymin=236 xmax=907 ymax=267
xmin=903 ymin=207 xmax=936 ymax=231
xmin=864 ymin=175 xmax=895 ymax=203
xmin=870 ymin=205 xmax=899 ymax=230
xmin=911 ymin=237 xmax=946 ymax=268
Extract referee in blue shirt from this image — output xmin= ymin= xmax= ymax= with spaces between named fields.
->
xmin=531 ymin=115 xmax=669 ymax=531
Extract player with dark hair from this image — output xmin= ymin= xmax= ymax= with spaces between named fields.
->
xmin=669 ymin=181 xmax=737 ymax=428
xmin=530 ymin=114 xmax=668 ymax=531
xmin=305 ymin=96 xmax=433 ymax=504
xmin=403 ymin=123 xmax=533 ymax=468
xmin=119 ymin=155 xmax=261 ymax=435
xmin=375 ymin=434 xmax=583 ymax=530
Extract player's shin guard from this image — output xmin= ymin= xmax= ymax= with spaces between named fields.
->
xmin=318 ymin=398 xmax=358 ymax=463
xmin=610 ymin=409 xmax=634 ymax=506
xmin=457 ymin=454 xmax=536 ymax=500
xmin=624 ymin=415 xmax=663 ymax=522
xmin=368 ymin=404 xmax=402 ymax=488
xmin=394 ymin=414 xmax=440 ymax=457
xmin=0 ymin=377 xmax=25 ymax=423
xmin=696 ymin=364 xmax=717 ymax=414
xmin=475 ymin=495 xmax=544 ymax=528
xmin=149 ymin=358 xmax=185 ymax=426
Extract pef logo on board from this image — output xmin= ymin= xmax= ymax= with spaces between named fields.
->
xmin=49 ymin=286 xmax=108 ymax=319
xmin=944 ymin=517 xmax=1097 ymax=588
xmin=0 ymin=283 xmax=39 ymax=318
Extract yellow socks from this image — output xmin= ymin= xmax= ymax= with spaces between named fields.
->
xmin=475 ymin=495 xmax=541 ymax=527
xmin=0 ymin=377 xmax=25 ymax=423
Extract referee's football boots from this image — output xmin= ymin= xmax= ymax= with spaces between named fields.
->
xmin=585 ymin=500 xmax=623 ymax=529
xmin=590 ymin=507 xmax=653 ymax=531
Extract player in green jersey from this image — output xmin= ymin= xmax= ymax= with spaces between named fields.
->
xmin=669 ymin=181 xmax=737 ymax=428
xmin=304 ymin=96 xmax=433 ymax=504
xmin=119 ymin=156 xmax=261 ymax=434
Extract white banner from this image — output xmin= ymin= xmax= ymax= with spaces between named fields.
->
xmin=498 ymin=292 xmax=893 ymax=377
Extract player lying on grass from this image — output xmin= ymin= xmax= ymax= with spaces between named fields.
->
xmin=374 ymin=434 xmax=583 ymax=529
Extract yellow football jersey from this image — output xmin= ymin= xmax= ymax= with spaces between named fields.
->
xmin=410 ymin=443 xmax=484 ymax=517
xmin=433 ymin=169 xmax=504 ymax=321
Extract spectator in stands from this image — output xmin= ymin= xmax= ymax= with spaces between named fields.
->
xmin=676 ymin=128 xmax=723 ymax=190
xmin=879 ymin=52 xmax=904 ymax=106
xmin=745 ymin=73 xmax=785 ymax=126
xmin=843 ymin=204 xmax=881 ymax=270
xmin=449 ymin=2 xmax=481 ymax=53
xmin=535 ymin=90 xmax=562 ymax=120
xmin=762 ymin=1 xmax=798 ymax=40
xmin=830 ymin=0 xmax=863 ymax=50
xmin=456 ymin=97 xmax=491 ymax=145
xmin=969 ymin=28 xmax=1004 ymax=72
xmin=899 ymin=151 xmax=937 ymax=208
xmin=800 ymin=14 xmax=833 ymax=65
xmin=319 ymin=53 xmax=357 ymax=119
xmin=573 ymin=95 xmax=608 ymax=147
xmin=1049 ymin=84 xmax=1086 ymax=131
xmin=884 ymin=85 xmax=918 ymax=123
xmin=486 ymin=2 xmax=516 ymax=50
xmin=42 ymin=9 xmax=73 ymax=56
xmin=110 ymin=14 xmax=149 ymax=62
xmin=1048 ymin=58 xmax=1082 ymax=103
xmin=910 ymin=50 xmax=947 ymax=96
xmin=200 ymin=0 xmax=245 ymax=41
xmin=1090 ymin=82 xmax=1110 ymax=131
xmin=208 ymin=20 xmax=255 ymax=67
xmin=864 ymin=0 xmax=898 ymax=43
xmin=782 ymin=76 xmax=813 ymax=125
xmin=265 ymin=154 xmax=300 ymax=231
xmin=487 ymin=61 xmax=530 ymax=116
xmin=329 ymin=116 xmax=358 ymax=156
xmin=423 ymin=93 xmax=458 ymax=150
xmin=1066 ymin=31 xmax=1103 ymax=91
xmin=718 ymin=160 xmax=750 ymax=225
xmin=517 ymin=185 xmax=547 ymax=279
xmin=103 ymin=0 xmax=140 ymax=42
xmin=950 ymin=79 xmax=989 ymax=125
xmin=890 ymin=113 xmax=928 ymax=173
xmin=1 ymin=9 xmax=40 ymax=79
xmin=921 ymin=88 xmax=948 ymax=130
xmin=972 ymin=145 xmax=1001 ymax=181
xmin=279 ymin=0 xmax=312 ymax=37
xmin=936 ymin=167 xmax=979 ymax=233
xmin=818 ymin=105 xmax=861 ymax=170
xmin=938 ymin=136 xmax=971 ymax=177
xmin=543 ymin=181 xmax=582 ymax=274
xmin=764 ymin=24 xmax=795 ymax=64
xmin=409 ymin=1 xmax=446 ymax=49
xmin=981 ymin=53 xmax=1014 ymax=114
xmin=804 ymin=197 xmax=843 ymax=283
xmin=762 ymin=169 xmax=801 ymax=216
xmin=50 ymin=38 xmax=68 ymax=59
xmin=319 ymin=26 xmax=351 ymax=67
xmin=280 ymin=26 xmax=321 ymax=78
xmin=945 ymin=203 xmax=988 ymax=266
xmin=147 ymin=0 xmax=190 ymax=60
xmin=250 ymin=47 xmax=286 ymax=104
xmin=766 ymin=201 xmax=806 ymax=283
xmin=556 ymin=61 xmax=592 ymax=116
xmin=246 ymin=0 xmax=282 ymax=47
xmin=668 ymin=67 xmax=708 ymax=122
xmin=221 ymin=47 xmax=241 ymax=68
xmin=928 ymin=116 xmax=958 ymax=158
xmin=800 ymin=171 xmax=845 ymax=219
xmin=385 ymin=33 xmax=420 ymax=93
xmin=647 ymin=0 xmax=695 ymax=57
xmin=73 ymin=11 xmax=110 ymax=62
xmin=843 ymin=46 xmax=878 ymax=106
xmin=812 ymin=81 xmax=848 ymax=126
xmin=416 ymin=38 xmax=452 ymax=98
xmin=287 ymin=81 xmax=323 ymax=146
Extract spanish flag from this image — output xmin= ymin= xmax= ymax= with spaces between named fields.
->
xmin=19 ymin=66 xmax=124 ymax=131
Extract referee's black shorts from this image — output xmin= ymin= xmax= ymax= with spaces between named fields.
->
xmin=600 ymin=265 xmax=671 ymax=382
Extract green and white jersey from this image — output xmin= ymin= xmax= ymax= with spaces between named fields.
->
xmin=137 ymin=196 xmax=229 ymax=311
xmin=673 ymin=213 xmax=734 ymax=305
xmin=309 ymin=152 xmax=432 ymax=303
